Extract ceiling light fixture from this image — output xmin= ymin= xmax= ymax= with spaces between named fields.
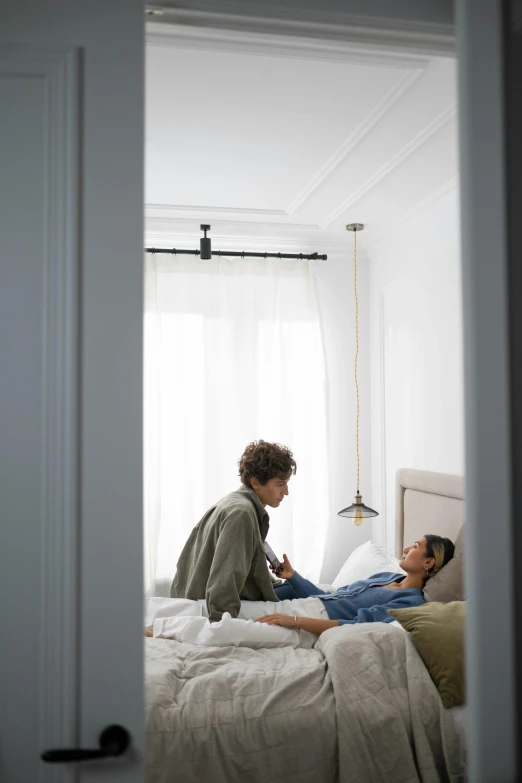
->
xmin=338 ymin=223 xmax=378 ymax=525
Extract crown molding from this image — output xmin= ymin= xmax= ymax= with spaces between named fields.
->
xmin=322 ymin=101 xmax=457 ymax=227
xmin=286 ymin=68 xmax=423 ymax=215
xmin=145 ymin=214 xmax=321 ymax=231
xmin=144 ymin=215 xmax=349 ymax=252
xmin=145 ymin=3 xmax=456 ymax=58
xmin=146 ymin=20 xmax=432 ymax=69
xmin=145 ymin=203 xmax=288 ymax=219
xmin=145 ymin=214 xmax=326 ymax=234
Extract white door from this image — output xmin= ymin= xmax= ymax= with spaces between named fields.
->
xmin=1 ymin=1 xmax=519 ymax=782
xmin=0 ymin=1 xmax=145 ymax=781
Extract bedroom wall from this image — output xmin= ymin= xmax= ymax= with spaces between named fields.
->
xmin=145 ymin=191 xmax=462 ymax=578
xmin=368 ymin=180 xmax=465 ymax=550
xmin=144 ymin=19 xmax=459 ymax=582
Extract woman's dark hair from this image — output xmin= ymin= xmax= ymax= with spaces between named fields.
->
xmin=238 ymin=440 xmax=297 ymax=488
xmin=424 ymin=534 xmax=455 ymax=579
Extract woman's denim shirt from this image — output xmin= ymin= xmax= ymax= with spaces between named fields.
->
xmin=286 ymin=571 xmax=425 ymax=625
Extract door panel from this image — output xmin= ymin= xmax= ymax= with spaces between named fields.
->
xmin=0 ymin=3 xmax=144 ymax=782
xmin=0 ymin=45 xmax=80 ymax=783
xmin=456 ymin=1 xmax=518 ymax=780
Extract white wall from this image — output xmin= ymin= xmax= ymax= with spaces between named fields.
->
xmin=368 ymin=181 xmax=465 ymax=550
xmin=145 ymin=186 xmax=463 ymax=579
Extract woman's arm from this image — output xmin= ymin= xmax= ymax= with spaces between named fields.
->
xmin=269 ymin=555 xmax=330 ymax=598
xmin=275 ymin=556 xmax=331 ymax=598
xmin=255 ymin=613 xmax=339 ymax=635
xmin=337 ymin=593 xmax=426 ymax=625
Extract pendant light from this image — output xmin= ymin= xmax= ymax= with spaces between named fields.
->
xmin=338 ymin=223 xmax=378 ymax=525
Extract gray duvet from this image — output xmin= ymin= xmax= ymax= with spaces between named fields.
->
xmin=145 ymin=623 xmax=463 ymax=783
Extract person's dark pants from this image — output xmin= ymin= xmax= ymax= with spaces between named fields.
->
xmin=274 ymin=582 xmax=299 ymax=600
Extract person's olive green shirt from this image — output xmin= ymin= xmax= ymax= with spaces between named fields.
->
xmin=171 ymin=486 xmax=279 ymax=621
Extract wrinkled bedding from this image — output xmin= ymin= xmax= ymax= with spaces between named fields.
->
xmin=145 ymin=622 xmax=463 ymax=783
xmin=151 ymin=611 xmax=317 ymax=649
xmin=145 ymin=639 xmax=337 ymax=783
xmin=316 ymin=623 xmax=463 ymax=783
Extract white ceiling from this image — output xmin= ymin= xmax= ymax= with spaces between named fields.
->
xmin=145 ymin=22 xmax=458 ymax=252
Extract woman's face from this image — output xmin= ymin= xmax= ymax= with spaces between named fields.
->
xmin=400 ymin=537 xmax=434 ymax=574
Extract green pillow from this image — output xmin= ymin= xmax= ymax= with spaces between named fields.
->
xmin=388 ymin=600 xmax=465 ymax=709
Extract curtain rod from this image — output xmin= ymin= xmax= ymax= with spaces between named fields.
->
xmin=145 ymin=224 xmax=326 ymax=261
xmin=145 ymin=247 xmax=327 ymax=260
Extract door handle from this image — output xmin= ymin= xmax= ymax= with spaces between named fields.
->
xmin=41 ymin=724 xmax=130 ymax=763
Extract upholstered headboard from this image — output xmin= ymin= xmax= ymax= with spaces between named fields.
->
xmin=395 ymin=468 xmax=465 ymax=557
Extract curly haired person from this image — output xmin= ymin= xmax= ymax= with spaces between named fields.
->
xmin=170 ymin=440 xmax=296 ymax=621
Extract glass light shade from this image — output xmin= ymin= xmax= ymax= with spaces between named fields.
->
xmin=338 ymin=494 xmax=378 ymax=525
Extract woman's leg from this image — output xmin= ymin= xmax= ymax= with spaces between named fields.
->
xmin=236 ymin=582 xmax=298 ymax=619
xmin=237 ymin=600 xmax=280 ymax=620
xmin=238 ymin=596 xmax=327 ymax=621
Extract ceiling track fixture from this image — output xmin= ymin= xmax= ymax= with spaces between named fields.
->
xmin=146 ymin=225 xmax=327 ymax=261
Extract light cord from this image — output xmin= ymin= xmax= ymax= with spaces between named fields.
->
xmin=354 ymin=229 xmax=360 ymax=495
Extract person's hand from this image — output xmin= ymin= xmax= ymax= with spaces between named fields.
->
xmin=255 ymin=613 xmax=298 ymax=628
xmin=271 ymin=553 xmax=294 ymax=580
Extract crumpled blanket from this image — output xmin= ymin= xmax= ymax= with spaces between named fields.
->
xmin=145 ymin=638 xmax=338 ymax=783
xmin=144 ymin=607 xmax=464 ymax=783
xmin=316 ymin=623 xmax=464 ymax=782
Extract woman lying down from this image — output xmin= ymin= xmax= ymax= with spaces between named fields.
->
xmin=145 ymin=535 xmax=454 ymax=644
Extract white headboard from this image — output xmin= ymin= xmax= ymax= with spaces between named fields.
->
xmin=395 ymin=468 xmax=465 ymax=557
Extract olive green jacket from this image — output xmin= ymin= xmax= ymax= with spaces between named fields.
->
xmin=171 ymin=486 xmax=279 ymax=621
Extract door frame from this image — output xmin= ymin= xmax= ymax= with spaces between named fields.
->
xmin=146 ymin=2 xmax=519 ymax=780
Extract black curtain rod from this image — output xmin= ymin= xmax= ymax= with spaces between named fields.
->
xmin=145 ymin=247 xmax=327 ymax=261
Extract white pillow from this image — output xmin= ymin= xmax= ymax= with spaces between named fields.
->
xmin=332 ymin=540 xmax=405 ymax=589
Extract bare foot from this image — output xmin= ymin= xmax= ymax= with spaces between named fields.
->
xmin=144 ymin=627 xmax=153 ymax=637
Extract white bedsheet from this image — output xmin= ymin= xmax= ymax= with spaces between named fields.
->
xmin=144 ymin=597 xmax=203 ymax=628
xmin=152 ymin=611 xmax=315 ymax=649
xmin=145 ymin=596 xmax=326 ymax=649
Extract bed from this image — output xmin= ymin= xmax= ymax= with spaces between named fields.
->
xmin=145 ymin=468 xmax=466 ymax=783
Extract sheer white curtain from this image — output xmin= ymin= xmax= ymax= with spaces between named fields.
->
xmin=144 ymin=253 xmax=330 ymax=596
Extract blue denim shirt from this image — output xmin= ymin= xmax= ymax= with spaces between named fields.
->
xmin=287 ymin=571 xmax=425 ymax=625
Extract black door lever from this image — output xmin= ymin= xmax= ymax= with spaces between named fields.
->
xmin=41 ymin=724 xmax=130 ymax=763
